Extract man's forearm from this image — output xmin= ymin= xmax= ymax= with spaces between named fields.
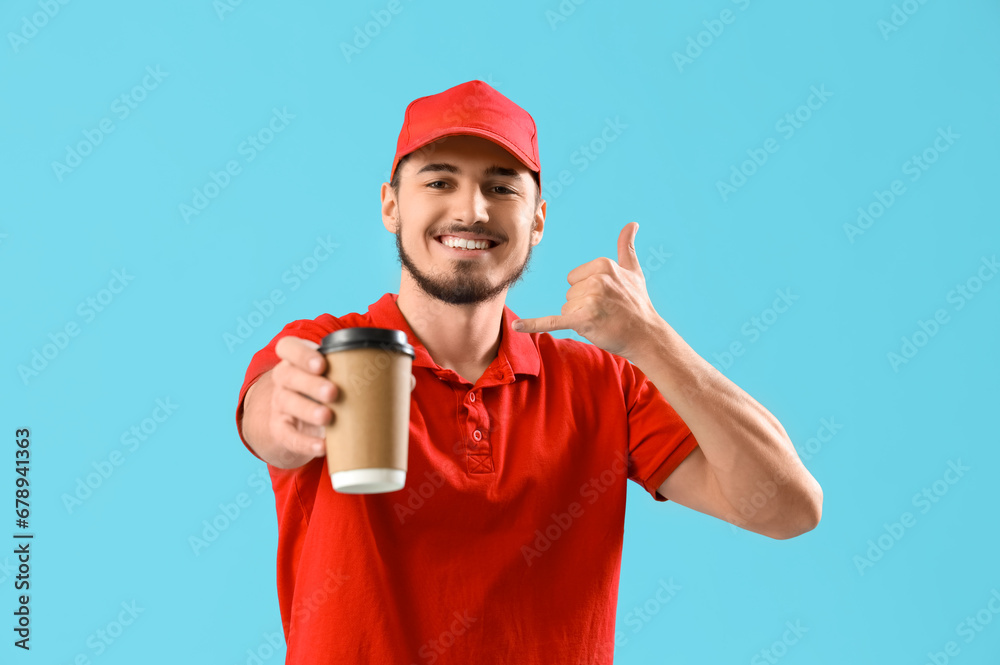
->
xmin=629 ymin=318 xmax=822 ymax=532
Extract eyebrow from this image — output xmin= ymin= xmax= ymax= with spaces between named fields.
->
xmin=415 ymin=163 xmax=522 ymax=180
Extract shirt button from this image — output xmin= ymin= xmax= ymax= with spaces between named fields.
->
xmin=473 ymin=429 xmax=482 ymax=441
xmin=469 ymin=392 xmax=476 ymax=403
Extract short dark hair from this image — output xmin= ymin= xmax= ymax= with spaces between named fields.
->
xmin=391 ymin=152 xmax=541 ymax=210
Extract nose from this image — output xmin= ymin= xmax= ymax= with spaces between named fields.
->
xmin=451 ymin=180 xmax=490 ymax=226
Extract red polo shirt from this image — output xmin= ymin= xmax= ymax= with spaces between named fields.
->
xmin=235 ymin=293 xmax=698 ymax=664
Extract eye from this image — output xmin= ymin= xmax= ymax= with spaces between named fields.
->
xmin=424 ymin=181 xmax=517 ymax=195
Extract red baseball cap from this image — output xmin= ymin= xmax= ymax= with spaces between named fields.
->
xmin=391 ymin=80 xmax=542 ymax=193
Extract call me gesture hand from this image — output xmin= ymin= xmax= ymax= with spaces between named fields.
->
xmin=512 ymin=223 xmax=662 ymax=361
xmin=512 ymin=222 xmax=824 ymax=540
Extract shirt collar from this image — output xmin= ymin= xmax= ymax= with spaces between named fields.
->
xmin=366 ymin=293 xmax=540 ymax=380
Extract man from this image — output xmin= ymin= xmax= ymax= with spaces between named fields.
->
xmin=235 ymin=80 xmax=823 ymax=663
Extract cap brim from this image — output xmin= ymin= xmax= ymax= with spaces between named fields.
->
xmin=392 ymin=126 xmax=540 ymax=182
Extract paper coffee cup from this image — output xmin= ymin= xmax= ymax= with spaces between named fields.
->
xmin=318 ymin=327 xmax=415 ymax=494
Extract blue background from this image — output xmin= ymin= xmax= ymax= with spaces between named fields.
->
xmin=3 ymin=0 xmax=999 ymax=663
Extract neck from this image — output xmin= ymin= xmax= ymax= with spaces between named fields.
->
xmin=394 ymin=272 xmax=505 ymax=383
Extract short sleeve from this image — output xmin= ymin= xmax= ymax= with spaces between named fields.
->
xmin=622 ymin=358 xmax=699 ymax=502
xmin=234 ymin=316 xmax=342 ymax=460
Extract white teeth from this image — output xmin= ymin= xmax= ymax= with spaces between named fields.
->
xmin=440 ymin=236 xmax=492 ymax=250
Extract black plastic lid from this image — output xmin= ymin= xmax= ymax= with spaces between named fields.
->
xmin=318 ymin=327 xmax=415 ymax=358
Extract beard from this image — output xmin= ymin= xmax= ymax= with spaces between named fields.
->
xmin=394 ymin=216 xmax=535 ymax=305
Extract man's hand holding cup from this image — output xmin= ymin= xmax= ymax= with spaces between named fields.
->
xmin=243 ymin=335 xmax=416 ymax=471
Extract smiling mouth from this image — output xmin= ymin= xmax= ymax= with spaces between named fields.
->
xmin=434 ymin=235 xmax=500 ymax=252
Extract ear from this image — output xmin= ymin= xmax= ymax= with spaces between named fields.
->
xmin=530 ymin=198 xmax=546 ymax=246
xmin=380 ymin=182 xmax=399 ymax=233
